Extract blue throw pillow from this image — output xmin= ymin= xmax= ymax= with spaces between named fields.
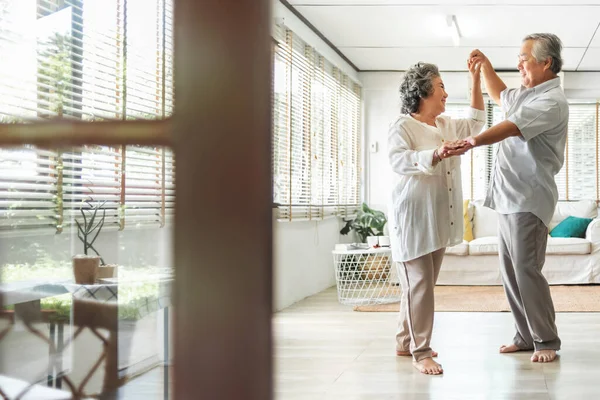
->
xmin=550 ymin=216 xmax=593 ymax=238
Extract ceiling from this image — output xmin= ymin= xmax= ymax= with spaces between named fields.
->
xmin=285 ymin=0 xmax=600 ymax=72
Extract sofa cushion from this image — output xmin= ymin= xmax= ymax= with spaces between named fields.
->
xmin=463 ymin=200 xmax=474 ymax=242
xmin=471 ymin=200 xmax=499 ymax=239
xmin=446 ymin=240 xmax=469 ymax=256
xmin=467 ymin=236 xmax=591 ymax=256
xmin=546 ymin=237 xmax=591 ymax=255
xmin=468 ymin=237 xmax=498 ymax=255
xmin=549 ymin=200 xmax=597 ymax=231
xmin=550 ymin=216 xmax=593 ymax=238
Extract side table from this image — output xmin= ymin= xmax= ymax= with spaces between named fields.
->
xmin=332 ymin=247 xmax=401 ymax=305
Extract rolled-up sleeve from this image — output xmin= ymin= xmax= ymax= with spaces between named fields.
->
xmin=507 ymin=98 xmax=560 ymax=141
xmin=453 ymin=107 xmax=486 ymax=139
xmin=500 ymin=87 xmax=519 ymax=113
xmin=388 ymin=124 xmax=440 ymax=176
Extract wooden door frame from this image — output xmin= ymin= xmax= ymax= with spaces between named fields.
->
xmin=0 ymin=0 xmax=273 ymax=398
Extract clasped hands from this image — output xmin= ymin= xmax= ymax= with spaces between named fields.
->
xmin=437 ymin=137 xmax=476 ymax=160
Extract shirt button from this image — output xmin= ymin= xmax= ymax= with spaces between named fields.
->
xmin=450 ymin=205 xmax=453 ymax=208
xmin=447 ymin=171 xmax=450 ymax=175
xmin=451 ymin=222 xmax=454 ymax=225
xmin=414 ymin=163 xmax=418 ymax=166
xmin=449 ymin=188 xmax=452 ymax=191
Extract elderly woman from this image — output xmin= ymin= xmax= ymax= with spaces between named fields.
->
xmin=388 ymin=60 xmax=485 ymax=375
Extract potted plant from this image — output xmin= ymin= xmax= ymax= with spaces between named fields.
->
xmin=340 ymin=202 xmax=387 ymax=243
xmin=73 ymin=197 xmax=116 ymax=283
xmin=339 ymin=203 xmax=390 ymax=281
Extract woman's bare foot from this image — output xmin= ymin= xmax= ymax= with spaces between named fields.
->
xmin=531 ymin=349 xmax=557 ymax=363
xmin=499 ymin=344 xmax=522 ymax=353
xmin=412 ymin=358 xmax=443 ymax=375
xmin=396 ymin=350 xmax=438 ymax=357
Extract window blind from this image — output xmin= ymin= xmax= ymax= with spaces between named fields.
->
xmin=272 ymin=24 xmax=361 ymax=221
xmin=0 ymin=0 xmax=174 ymax=234
xmin=565 ymin=104 xmax=596 ymax=200
xmin=337 ymin=74 xmax=361 ymax=218
xmin=0 ymin=146 xmax=59 ymax=231
xmin=61 ymin=145 xmax=122 ymax=231
xmin=124 ymin=145 xmax=163 ymax=227
xmin=163 ymin=148 xmax=175 ymax=225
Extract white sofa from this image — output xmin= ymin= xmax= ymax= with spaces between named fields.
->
xmin=438 ymin=199 xmax=600 ymax=285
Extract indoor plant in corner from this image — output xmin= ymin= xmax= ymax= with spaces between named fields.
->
xmin=73 ymin=197 xmax=116 ymax=284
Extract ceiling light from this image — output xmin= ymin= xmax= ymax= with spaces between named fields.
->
xmin=447 ymin=15 xmax=461 ymax=47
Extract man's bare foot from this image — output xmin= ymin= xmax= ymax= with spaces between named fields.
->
xmin=412 ymin=358 xmax=443 ymax=375
xmin=531 ymin=349 xmax=557 ymax=363
xmin=499 ymin=344 xmax=522 ymax=353
xmin=397 ymin=350 xmax=438 ymax=357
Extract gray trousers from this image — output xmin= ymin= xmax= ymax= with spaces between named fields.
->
xmin=498 ymin=212 xmax=561 ymax=351
xmin=396 ymin=248 xmax=445 ymax=362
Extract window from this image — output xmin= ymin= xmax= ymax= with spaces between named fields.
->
xmin=564 ymin=104 xmax=597 ymax=200
xmin=0 ymin=0 xmax=174 ymax=234
xmin=272 ymin=25 xmax=361 ymax=221
xmin=445 ymin=101 xmax=600 ymax=202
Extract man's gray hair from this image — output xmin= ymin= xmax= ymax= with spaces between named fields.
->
xmin=524 ymin=33 xmax=563 ymax=74
xmin=399 ymin=62 xmax=440 ymax=114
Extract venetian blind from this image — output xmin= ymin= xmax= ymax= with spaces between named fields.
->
xmin=0 ymin=0 xmax=174 ymax=234
xmin=272 ymin=24 xmax=361 ymax=221
xmin=564 ymin=104 xmax=597 ymax=200
xmin=0 ymin=147 xmax=59 ymax=231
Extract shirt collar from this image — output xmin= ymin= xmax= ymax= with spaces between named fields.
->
xmin=532 ymin=76 xmax=561 ymax=95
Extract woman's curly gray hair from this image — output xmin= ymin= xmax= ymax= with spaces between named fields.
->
xmin=399 ymin=62 xmax=440 ymax=114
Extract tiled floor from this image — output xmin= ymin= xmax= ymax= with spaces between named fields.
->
xmin=273 ymin=287 xmax=600 ymax=400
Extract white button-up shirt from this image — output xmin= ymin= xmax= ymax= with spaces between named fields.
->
xmin=388 ymin=108 xmax=486 ymax=262
xmin=484 ymin=77 xmax=568 ymax=227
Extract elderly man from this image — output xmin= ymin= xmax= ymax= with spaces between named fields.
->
xmin=458 ymin=33 xmax=567 ymax=363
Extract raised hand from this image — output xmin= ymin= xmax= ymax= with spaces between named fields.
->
xmin=467 ymin=56 xmax=481 ymax=78
xmin=468 ymin=49 xmax=492 ymax=73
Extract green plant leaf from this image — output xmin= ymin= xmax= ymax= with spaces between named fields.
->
xmin=339 ymin=203 xmax=387 ymax=242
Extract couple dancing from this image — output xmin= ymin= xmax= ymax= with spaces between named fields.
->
xmin=388 ymin=33 xmax=567 ymax=375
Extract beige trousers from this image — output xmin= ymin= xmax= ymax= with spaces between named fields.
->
xmin=498 ymin=212 xmax=561 ymax=351
xmin=395 ymin=248 xmax=445 ymax=362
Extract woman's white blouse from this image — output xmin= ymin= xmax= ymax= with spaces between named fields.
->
xmin=387 ymin=108 xmax=486 ymax=262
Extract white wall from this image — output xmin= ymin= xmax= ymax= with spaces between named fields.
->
xmin=361 ymin=71 xmax=600 ymax=213
xmin=273 ymin=217 xmax=352 ymax=311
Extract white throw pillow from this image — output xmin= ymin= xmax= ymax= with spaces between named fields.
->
xmin=471 ymin=199 xmax=499 ymax=238
xmin=549 ymin=200 xmax=597 ymax=232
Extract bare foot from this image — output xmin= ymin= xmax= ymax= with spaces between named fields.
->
xmin=397 ymin=350 xmax=438 ymax=357
xmin=531 ymin=349 xmax=557 ymax=363
xmin=412 ymin=358 xmax=443 ymax=375
xmin=499 ymin=344 xmax=522 ymax=353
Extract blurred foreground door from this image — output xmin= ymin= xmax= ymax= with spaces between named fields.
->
xmin=0 ymin=0 xmax=273 ymax=398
